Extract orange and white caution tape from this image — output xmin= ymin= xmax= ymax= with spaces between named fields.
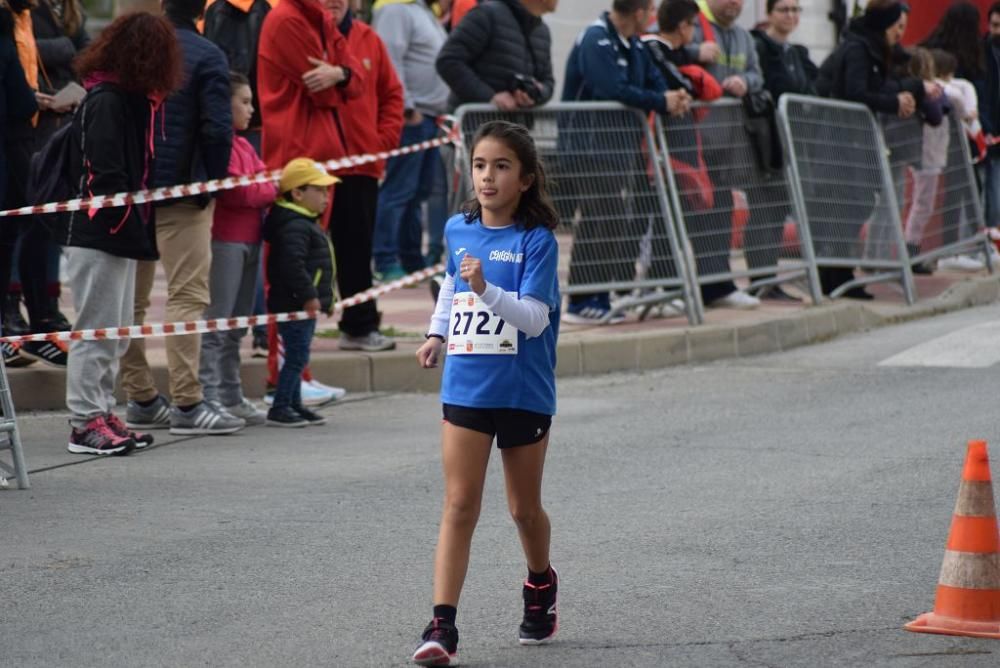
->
xmin=0 ymin=117 xmax=459 ymax=219
xmin=0 ymin=264 xmax=445 ymax=344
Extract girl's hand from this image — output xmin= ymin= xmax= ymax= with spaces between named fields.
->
xmin=459 ymin=254 xmax=486 ymax=295
xmin=303 ymin=298 xmax=321 ymax=314
xmin=416 ymin=337 xmax=443 ymax=368
xmin=897 ymin=92 xmax=916 ymax=118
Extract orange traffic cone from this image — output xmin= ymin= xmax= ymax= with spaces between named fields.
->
xmin=905 ymin=440 xmax=1000 ymax=638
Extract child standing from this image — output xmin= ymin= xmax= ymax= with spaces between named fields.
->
xmin=902 ymin=47 xmax=949 ymax=273
xmin=262 ymin=158 xmax=337 ymax=428
xmin=199 ymin=72 xmax=277 ymax=424
xmin=412 ymin=121 xmax=561 ymax=667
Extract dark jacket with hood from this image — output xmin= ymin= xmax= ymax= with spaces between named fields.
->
xmin=152 ymin=12 xmax=232 ymax=205
xmin=435 ymin=0 xmax=554 ymax=110
xmin=263 ymin=202 xmax=335 ymax=314
xmin=62 ymin=82 xmax=159 ymax=261
xmin=751 ymin=29 xmax=817 ymax=99
xmin=816 ymin=16 xmax=923 ymax=115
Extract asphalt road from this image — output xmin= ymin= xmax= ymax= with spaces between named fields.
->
xmin=5 ymin=304 xmax=1000 ymax=667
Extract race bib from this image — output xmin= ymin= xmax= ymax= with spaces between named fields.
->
xmin=447 ymin=291 xmax=519 ymax=355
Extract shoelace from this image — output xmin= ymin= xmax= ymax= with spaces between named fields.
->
xmin=424 ymin=618 xmax=454 ymax=643
xmin=87 ymin=417 xmax=125 ymax=443
xmin=523 ymin=581 xmax=554 ymax=620
xmin=105 ymin=414 xmax=142 ymax=438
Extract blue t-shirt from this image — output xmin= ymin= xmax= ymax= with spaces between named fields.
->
xmin=441 ymin=214 xmax=560 ymax=415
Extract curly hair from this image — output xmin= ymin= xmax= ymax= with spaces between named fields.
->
xmin=921 ymin=2 xmax=984 ymax=78
xmin=74 ymin=12 xmax=183 ymax=97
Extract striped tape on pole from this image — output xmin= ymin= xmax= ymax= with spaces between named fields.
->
xmin=0 ymin=264 xmax=445 ymax=344
xmin=0 ymin=118 xmax=459 ymax=219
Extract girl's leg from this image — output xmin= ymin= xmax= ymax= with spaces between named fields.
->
xmin=500 ymin=434 xmax=551 ymax=573
xmin=432 ymin=422 xmax=493 ymax=606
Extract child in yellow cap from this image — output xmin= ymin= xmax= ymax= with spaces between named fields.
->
xmin=261 ymin=158 xmax=339 ymax=427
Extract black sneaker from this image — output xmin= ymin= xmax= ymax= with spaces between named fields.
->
xmin=1 ymin=341 xmax=36 ymax=367
xmin=293 ymin=405 xmax=327 ymax=426
xmin=519 ymin=567 xmax=558 ymax=645
xmin=266 ymin=406 xmax=308 ymax=428
xmin=19 ymin=340 xmax=68 ymax=367
xmin=412 ymin=618 xmax=459 ymax=666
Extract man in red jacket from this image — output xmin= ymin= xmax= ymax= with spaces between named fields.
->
xmin=257 ymin=0 xmax=365 ymax=400
xmin=326 ymin=0 xmax=404 ymax=352
xmin=257 ymin=0 xmax=363 ymax=181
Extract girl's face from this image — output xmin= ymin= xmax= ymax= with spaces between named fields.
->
xmin=885 ymin=12 xmax=907 ymax=46
xmin=231 ymin=84 xmax=254 ymax=132
xmin=472 ymin=137 xmax=533 ymax=221
xmin=768 ymin=1 xmax=801 ymax=35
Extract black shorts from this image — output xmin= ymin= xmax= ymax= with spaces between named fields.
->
xmin=442 ymin=404 xmax=552 ymax=449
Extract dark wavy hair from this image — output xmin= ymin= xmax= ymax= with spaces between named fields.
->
xmin=74 ymin=12 xmax=183 ymax=97
xmin=921 ymin=2 xmax=984 ymax=78
xmin=463 ymin=121 xmax=558 ymax=231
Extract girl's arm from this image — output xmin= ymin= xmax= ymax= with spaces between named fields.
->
xmin=427 ymin=273 xmax=456 ymax=338
xmin=479 ymin=283 xmax=550 ymax=338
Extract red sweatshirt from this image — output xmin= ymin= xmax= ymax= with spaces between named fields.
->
xmin=212 ymin=135 xmax=278 ymax=244
xmin=338 ymin=17 xmax=404 ymax=179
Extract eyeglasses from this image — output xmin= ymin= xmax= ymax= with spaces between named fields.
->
xmin=774 ymin=6 xmax=802 ymax=14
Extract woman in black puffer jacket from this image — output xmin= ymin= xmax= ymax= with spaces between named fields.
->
xmin=435 ymin=0 xmax=555 ymax=111
xmin=812 ymin=0 xmax=934 ymax=298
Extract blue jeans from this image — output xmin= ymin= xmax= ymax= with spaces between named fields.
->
xmin=983 ymin=156 xmax=1000 ymax=228
xmin=273 ymin=318 xmax=315 ymax=411
xmin=373 ymin=117 xmax=443 ymax=273
xmin=424 ymin=146 xmax=450 ymax=265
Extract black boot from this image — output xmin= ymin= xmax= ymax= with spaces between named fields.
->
xmin=2 ymin=293 xmax=30 ymax=337
xmin=907 ymin=243 xmax=933 ymax=275
xmin=44 ymin=295 xmax=72 ymax=331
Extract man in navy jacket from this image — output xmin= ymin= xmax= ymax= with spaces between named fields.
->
xmin=560 ymin=0 xmax=689 ymax=325
xmin=120 ymin=0 xmax=243 ymax=436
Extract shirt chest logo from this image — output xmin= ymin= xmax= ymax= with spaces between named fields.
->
xmin=489 ymin=250 xmax=524 ymax=264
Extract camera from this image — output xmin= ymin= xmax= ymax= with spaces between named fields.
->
xmin=511 ymin=74 xmax=543 ymax=103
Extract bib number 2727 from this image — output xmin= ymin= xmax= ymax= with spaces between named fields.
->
xmin=448 ymin=291 xmax=518 ymax=355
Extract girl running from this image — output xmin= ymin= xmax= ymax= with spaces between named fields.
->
xmin=411 ymin=120 xmax=560 ymax=667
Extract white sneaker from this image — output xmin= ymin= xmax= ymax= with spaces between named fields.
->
xmin=938 ymin=255 xmax=986 ymax=272
xmin=306 ymin=380 xmax=347 ymax=402
xmin=708 ymin=290 xmax=760 ymax=310
xmin=263 ymin=380 xmax=346 ymax=407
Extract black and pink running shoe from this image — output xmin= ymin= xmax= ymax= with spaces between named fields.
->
xmin=412 ymin=617 xmax=459 ymax=666
xmin=519 ymin=567 xmax=558 ymax=645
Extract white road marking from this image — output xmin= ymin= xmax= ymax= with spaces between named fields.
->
xmin=879 ymin=321 xmax=1000 ymax=368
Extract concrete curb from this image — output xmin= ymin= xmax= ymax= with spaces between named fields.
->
xmin=10 ymin=276 xmax=1000 ymax=412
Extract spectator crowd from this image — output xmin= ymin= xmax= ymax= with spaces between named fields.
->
xmin=0 ymin=0 xmax=997 ymax=452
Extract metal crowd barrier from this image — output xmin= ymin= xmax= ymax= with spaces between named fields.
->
xmin=451 ymin=102 xmax=700 ymax=325
xmin=777 ymin=94 xmax=916 ymax=304
xmin=880 ymin=110 xmax=994 ymax=273
xmin=655 ymin=99 xmax=820 ymax=320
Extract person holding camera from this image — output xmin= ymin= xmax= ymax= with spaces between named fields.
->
xmin=435 ymin=0 xmax=557 ymax=112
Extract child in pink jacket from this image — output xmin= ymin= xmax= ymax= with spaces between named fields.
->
xmin=198 ymin=72 xmax=278 ymax=424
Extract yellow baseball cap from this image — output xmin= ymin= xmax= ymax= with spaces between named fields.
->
xmin=279 ymin=158 xmax=340 ymax=192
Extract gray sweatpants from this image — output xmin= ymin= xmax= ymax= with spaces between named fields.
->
xmin=199 ymin=240 xmax=260 ymax=405
xmin=65 ymin=247 xmax=136 ymax=428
